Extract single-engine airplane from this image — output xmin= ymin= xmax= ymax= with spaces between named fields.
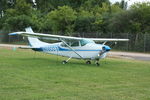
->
xmin=9 ymin=27 xmax=129 ymax=66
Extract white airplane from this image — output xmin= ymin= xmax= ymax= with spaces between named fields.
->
xmin=9 ymin=27 xmax=129 ymax=66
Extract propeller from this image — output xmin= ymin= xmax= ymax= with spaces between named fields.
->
xmin=99 ymin=45 xmax=111 ymax=56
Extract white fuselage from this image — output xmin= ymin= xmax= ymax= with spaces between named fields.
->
xmin=33 ymin=42 xmax=109 ymax=60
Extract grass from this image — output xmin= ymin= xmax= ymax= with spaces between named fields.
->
xmin=0 ymin=48 xmax=150 ymax=100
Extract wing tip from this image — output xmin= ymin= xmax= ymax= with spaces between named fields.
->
xmin=9 ymin=33 xmax=17 ymax=36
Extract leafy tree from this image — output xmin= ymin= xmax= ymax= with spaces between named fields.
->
xmin=2 ymin=0 xmax=35 ymax=31
xmin=36 ymin=0 xmax=86 ymax=13
xmin=114 ymin=0 xmax=127 ymax=10
xmin=92 ymin=3 xmax=111 ymax=33
xmin=75 ymin=10 xmax=95 ymax=33
xmin=108 ymin=2 xmax=150 ymax=51
xmin=108 ymin=2 xmax=150 ymax=33
xmin=81 ymin=0 xmax=110 ymax=11
xmin=111 ymin=4 xmax=123 ymax=13
xmin=46 ymin=6 xmax=77 ymax=35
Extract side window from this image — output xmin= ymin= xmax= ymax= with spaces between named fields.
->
xmin=61 ymin=41 xmax=79 ymax=47
xmin=61 ymin=43 xmax=66 ymax=47
xmin=61 ymin=42 xmax=68 ymax=47
xmin=70 ymin=41 xmax=79 ymax=47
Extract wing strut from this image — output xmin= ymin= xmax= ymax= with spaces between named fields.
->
xmin=60 ymin=39 xmax=83 ymax=59
xmin=102 ymin=41 xmax=107 ymax=45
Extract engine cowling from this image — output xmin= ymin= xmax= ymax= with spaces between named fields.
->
xmin=99 ymin=45 xmax=111 ymax=55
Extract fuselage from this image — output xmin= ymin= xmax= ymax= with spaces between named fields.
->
xmin=32 ymin=39 xmax=111 ymax=60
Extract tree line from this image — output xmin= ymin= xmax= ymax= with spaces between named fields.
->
xmin=0 ymin=0 xmax=150 ymax=51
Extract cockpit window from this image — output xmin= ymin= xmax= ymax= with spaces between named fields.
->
xmin=61 ymin=39 xmax=95 ymax=47
xmin=80 ymin=39 xmax=95 ymax=46
xmin=61 ymin=41 xmax=79 ymax=47
xmin=70 ymin=41 xmax=79 ymax=47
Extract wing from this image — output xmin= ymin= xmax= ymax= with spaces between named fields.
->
xmin=88 ymin=38 xmax=129 ymax=41
xmin=9 ymin=32 xmax=82 ymax=41
xmin=9 ymin=32 xmax=129 ymax=42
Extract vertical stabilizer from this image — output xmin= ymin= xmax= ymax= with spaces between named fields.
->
xmin=25 ymin=27 xmax=49 ymax=47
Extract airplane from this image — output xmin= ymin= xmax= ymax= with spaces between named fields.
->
xmin=9 ymin=27 xmax=129 ymax=66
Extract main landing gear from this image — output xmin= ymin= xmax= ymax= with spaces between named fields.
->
xmin=62 ymin=57 xmax=72 ymax=64
xmin=86 ymin=60 xmax=91 ymax=64
xmin=62 ymin=57 xmax=100 ymax=66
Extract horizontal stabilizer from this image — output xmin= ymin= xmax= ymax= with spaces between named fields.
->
xmin=19 ymin=46 xmax=39 ymax=49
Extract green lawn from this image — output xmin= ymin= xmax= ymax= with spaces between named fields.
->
xmin=0 ymin=48 xmax=150 ymax=100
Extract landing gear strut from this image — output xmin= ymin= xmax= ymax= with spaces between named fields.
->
xmin=62 ymin=57 xmax=72 ymax=64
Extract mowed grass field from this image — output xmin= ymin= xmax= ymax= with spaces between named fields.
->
xmin=0 ymin=48 xmax=150 ymax=100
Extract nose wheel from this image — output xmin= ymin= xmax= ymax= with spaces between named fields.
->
xmin=95 ymin=62 xmax=100 ymax=66
xmin=95 ymin=60 xmax=100 ymax=66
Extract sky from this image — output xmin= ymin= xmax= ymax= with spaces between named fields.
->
xmin=110 ymin=0 xmax=150 ymax=7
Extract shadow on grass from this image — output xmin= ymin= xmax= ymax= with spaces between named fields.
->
xmin=16 ymin=57 xmax=101 ymax=68
xmin=18 ymin=57 xmax=58 ymax=63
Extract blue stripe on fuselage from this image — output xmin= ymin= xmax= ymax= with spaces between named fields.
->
xmin=58 ymin=46 xmax=100 ymax=51
xmin=32 ymin=46 xmax=100 ymax=52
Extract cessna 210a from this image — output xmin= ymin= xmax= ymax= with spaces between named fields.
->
xmin=9 ymin=27 xmax=129 ymax=66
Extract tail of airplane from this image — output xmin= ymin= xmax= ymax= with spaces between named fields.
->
xmin=25 ymin=27 xmax=49 ymax=47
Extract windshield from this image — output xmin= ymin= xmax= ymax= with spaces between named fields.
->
xmin=80 ymin=39 xmax=95 ymax=46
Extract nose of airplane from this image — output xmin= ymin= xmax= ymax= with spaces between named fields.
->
xmin=102 ymin=45 xmax=111 ymax=52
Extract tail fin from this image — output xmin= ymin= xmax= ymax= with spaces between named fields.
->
xmin=25 ymin=27 xmax=49 ymax=47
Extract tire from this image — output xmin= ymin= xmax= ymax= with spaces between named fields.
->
xmin=62 ymin=61 xmax=67 ymax=64
xmin=96 ymin=62 xmax=100 ymax=66
xmin=86 ymin=61 xmax=91 ymax=64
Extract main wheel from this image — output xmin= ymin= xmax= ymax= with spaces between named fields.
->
xmin=62 ymin=60 xmax=67 ymax=64
xmin=96 ymin=62 xmax=100 ymax=66
xmin=86 ymin=61 xmax=91 ymax=64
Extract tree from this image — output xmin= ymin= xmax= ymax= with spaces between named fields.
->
xmin=114 ymin=0 xmax=127 ymax=10
xmin=75 ymin=10 xmax=95 ymax=33
xmin=108 ymin=2 xmax=150 ymax=51
xmin=81 ymin=0 xmax=110 ymax=11
xmin=2 ymin=0 xmax=36 ymax=31
xmin=46 ymin=6 xmax=77 ymax=35
xmin=108 ymin=2 xmax=150 ymax=33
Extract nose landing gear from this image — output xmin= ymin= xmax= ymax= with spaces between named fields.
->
xmin=95 ymin=59 xmax=100 ymax=66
